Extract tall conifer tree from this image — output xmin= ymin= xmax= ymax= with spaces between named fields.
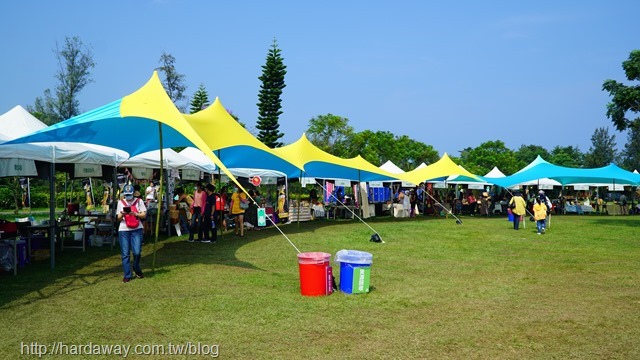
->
xmin=256 ymin=39 xmax=287 ymax=148
xmin=190 ymin=83 xmax=210 ymax=114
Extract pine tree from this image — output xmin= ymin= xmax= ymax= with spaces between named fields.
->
xmin=190 ymin=83 xmax=210 ymax=114
xmin=256 ymin=39 xmax=287 ymax=148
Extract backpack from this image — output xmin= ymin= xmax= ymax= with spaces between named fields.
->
xmin=121 ymin=199 xmax=140 ymax=228
xmin=215 ymin=194 xmax=224 ymax=211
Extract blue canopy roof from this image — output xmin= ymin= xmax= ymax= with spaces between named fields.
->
xmin=482 ymin=156 xmax=640 ymax=188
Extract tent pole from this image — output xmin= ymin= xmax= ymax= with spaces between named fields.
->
xmin=316 ymin=180 xmax=385 ymax=243
xmin=152 ymin=124 xmax=163 ymax=273
xmin=88 ymin=177 xmax=94 ymax=208
xmin=49 ymin=159 xmax=56 ymax=271
xmin=27 ymin=178 xmax=31 ymax=214
xmin=358 ymin=170 xmax=362 ymax=218
xmin=217 ymin=149 xmax=223 ymax=242
xmin=297 ymin=170 xmax=302 ymax=228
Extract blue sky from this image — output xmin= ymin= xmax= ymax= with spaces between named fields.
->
xmin=1 ymin=1 xmax=638 ymax=159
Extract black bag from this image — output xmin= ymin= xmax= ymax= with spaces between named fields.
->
xmin=370 ymin=234 xmax=382 ymax=243
xmin=529 ymin=215 xmax=535 ymax=222
xmin=509 ymin=201 xmax=516 ymax=209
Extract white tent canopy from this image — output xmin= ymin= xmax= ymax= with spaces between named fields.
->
xmin=0 ymin=105 xmax=47 ymax=142
xmin=484 ymin=166 xmax=506 ymax=178
xmin=379 ymin=160 xmax=414 ymax=186
xmin=0 ymin=105 xmax=129 ymax=174
xmin=379 ymin=160 xmax=405 ymax=174
xmin=120 ymin=148 xmax=211 ymax=173
xmin=178 ymin=147 xmax=216 ymax=173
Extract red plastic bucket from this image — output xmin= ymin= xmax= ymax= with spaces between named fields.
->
xmin=297 ymin=252 xmax=332 ymax=296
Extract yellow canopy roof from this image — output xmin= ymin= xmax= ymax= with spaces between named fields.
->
xmin=183 ymin=98 xmax=302 ymax=176
xmin=400 ymin=153 xmax=480 ymax=185
xmin=272 ymin=134 xmax=399 ymax=181
xmin=120 ymin=73 xmax=252 ymax=192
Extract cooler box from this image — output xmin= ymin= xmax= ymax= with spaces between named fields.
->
xmin=335 ymin=250 xmax=373 ymax=294
xmin=297 ymin=252 xmax=332 ymax=296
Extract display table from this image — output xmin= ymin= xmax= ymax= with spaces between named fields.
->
xmin=564 ymin=204 xmax=594 ymax=214
xmin=289 ymin=206 xmax=313 ymax=222
xmin=26 ymin=220 xmax=87 ymax=260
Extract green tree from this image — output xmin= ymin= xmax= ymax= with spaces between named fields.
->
xmin=306 ymin=114 xmax=353 ymax=154
xmin=29 ymin=36 xmax=95 ymax=124
xmin=621 ymin=120 xmax=640 ymax=171
xmin=392 ymin=135 xmax=439 ymax=170
xmin=458 ymin=140 xmax=519 ymax=175
xmin=584 ymin=127 xmax=617 ymax=168
xmin=346 ymin=130 xmax=396 ymax=165
xmin=515 ymin=144 xmax=551 ymax=168
xmin=549 ymin=145 xmax=584 ymax=167
xmin=256 ymin=39 xmax=287 ymax=148
xmin=189 ymin=83 xmax=209 ymax=114
xmin=602 ymin=50 xmax=640 ymax=131
xmin=343 ymin=131 xmax=438 ymax=170
xmin=158 ymin=52 xmax=187 ymax=112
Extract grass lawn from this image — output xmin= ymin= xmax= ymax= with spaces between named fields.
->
xmin=1 ymin=214 xmax=639 ymax=359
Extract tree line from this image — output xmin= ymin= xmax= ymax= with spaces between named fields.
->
xmin=20 ymin=37 xmax=640 ymax=174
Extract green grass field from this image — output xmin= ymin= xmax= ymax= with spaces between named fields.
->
xmin=1 ymin=214 xmax=639 ymax=359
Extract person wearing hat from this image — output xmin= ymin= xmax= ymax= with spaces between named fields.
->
xmin=538 ymin=190 xmax=553 ymax=228
xmin=508 ymin=190 xmax=527 ymax=230
xmin=116 ymin=183 xmax=147 ymax=282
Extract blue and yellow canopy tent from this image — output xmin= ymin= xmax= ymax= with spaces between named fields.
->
xmin=5 ymin=72 xmax=264 ymax=268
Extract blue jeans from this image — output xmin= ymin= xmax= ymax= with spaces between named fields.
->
xmin=189 ymin=207 xmax=203 ymax=240
xmin=537 ymin=220 xmax=545 ymax=233
xmin=119 ymin=228 xmax=143 ymax=279
xmin=178 ymin=211 xmax=189 ymax=234
xmin=513 ymin=213 xmax=521 ymax=230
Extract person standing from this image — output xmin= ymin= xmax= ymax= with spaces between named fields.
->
xmin=466 ymin=191 xmax=477 ymax=216
xmin=533 ymin=197 xmax=548 ymax=235
xmin=201 ymin=184 xmax=217 ymax=243
xmin=619 ymin=193 xmax=628 ymax=215
xmin=230 ymin=186 xmax=248 ymax=237
xmin=145 ymin=180 xmax=158 ymax=205
xmin=416 ymin=183 xmax=426 ymax=215
xmin=117 ymin=184 xmax=147 ymax=283
xmin=188 ymin=182 xmax=207 ymax=242
xmin=508 ymin=191 xmax=527 ymax=230
xmin=309 ymin=186 xmax=319 ymax=204
xmin=538 ymin=190 xmax=553 ymax=229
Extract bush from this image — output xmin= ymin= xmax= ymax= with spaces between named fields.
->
xmin=0 ymin=187 xmax=17 ymax=209
xmin=29 ymin=191 xmax=50 ymax=208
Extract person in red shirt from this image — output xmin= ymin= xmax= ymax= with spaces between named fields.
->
xmin=467 ymin=191 xmax=477 ymax=216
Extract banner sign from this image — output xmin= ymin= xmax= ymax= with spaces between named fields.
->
xmin=468 ymin=183 xmax=485 ymax=190
xmin=431 ymin=182 xmax=447 ymax=189
xmin=132 ymin=167 xmax=152 ymax=180
xmin=74 ymin=163 xmax=102 ymax=177
xmin=335 ymin=179 xmax=351 ymax=187
xmin=368 ymin=181 xmax=384 ymax=188
xmin=261 ymin=176 xmax=278 ymax=185
xmin=0 ymin=158 xmax=37 ymax=177
xmin=301 ymin=177 xmax=316 ymax=187
xmin=181 ymin=169 xmax=200 ymax=181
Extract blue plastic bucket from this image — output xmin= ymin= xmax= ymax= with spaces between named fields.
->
xmin=335 ymin=250 xmax=373 ymax=294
